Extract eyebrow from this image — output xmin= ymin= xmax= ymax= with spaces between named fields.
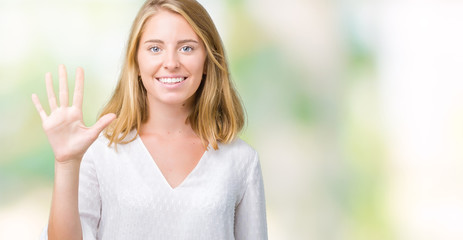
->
xmin=143 ymin=39 xmax=199 ymax=44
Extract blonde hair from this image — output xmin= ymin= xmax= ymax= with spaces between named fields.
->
xmin=100 ymin=0 xmax=244 ymax=150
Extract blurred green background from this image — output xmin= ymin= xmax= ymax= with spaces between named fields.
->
xmin=1 ymin=0 xmax=463 ymax=239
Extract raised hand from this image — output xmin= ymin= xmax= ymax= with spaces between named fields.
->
xmin=32 ymin=65 xmax=116 ymax=163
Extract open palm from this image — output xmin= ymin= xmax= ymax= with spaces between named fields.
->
xmin=32 ymin=65 xmax=115 ymax=163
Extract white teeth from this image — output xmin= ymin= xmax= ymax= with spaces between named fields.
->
xmin=158 ymin=77 xmax=185 ymax=83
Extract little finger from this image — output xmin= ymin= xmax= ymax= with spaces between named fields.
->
xmin=32 ymin=94 xmax=48 ymax=121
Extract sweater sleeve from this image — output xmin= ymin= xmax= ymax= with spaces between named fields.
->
xmin=77 ymin=147 xmax=102 ymax=240
xmin=39 ymin=148 xmax=101 ymax=240
xmin=234 ymin=151 xmax=268 ymax=240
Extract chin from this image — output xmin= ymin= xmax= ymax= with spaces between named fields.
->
xmin=159 ymin=95 xmax=194 ymax=106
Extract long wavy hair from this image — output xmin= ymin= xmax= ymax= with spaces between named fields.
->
xmin=100 ymin=0 xmax=244 ymax=150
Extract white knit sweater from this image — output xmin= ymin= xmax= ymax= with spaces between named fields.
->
xmin=40 ymin=133 xmax=267 ymax=240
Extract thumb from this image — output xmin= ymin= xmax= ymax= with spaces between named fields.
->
xmin=90 ymin=113 xmax=116 ymax=135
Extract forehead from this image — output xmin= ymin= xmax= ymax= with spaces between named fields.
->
xmin=140 ymin=9 xmax=199 ymax=41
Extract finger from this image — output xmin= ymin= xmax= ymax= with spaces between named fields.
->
xmin=45 ymin=72 xmax=58 ymax=111
xmin=32 ymin=94 xmax=48 ymax=121
xmin=90 ymin=113 xmax=116 ymax=135
xmin=58 ymin=64 xmax=69 ymax=107
xmin=73 ymin=67 xmax=84 ymax=109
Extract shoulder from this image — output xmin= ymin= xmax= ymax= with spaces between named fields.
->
xmin=85 ymin=131 xmax=138 ymax=157
xmin=211 ymin=138 xmax=259 ymax=166
xmin=218 ymin=138 xmax=257 ymax=155
xmin=81 ymin=132 xmax=141 ymax=172
xmin=214 ymin=139 xmax=263 ymax=187
xmin=85 ymin=134 xmax=112 ymax=155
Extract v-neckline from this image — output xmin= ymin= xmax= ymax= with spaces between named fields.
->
xmin=136 ymin=135 xmax=209 ymax=190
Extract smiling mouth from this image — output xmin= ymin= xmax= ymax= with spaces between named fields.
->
xmin=157 ymin=77 xmax=187 ymax=84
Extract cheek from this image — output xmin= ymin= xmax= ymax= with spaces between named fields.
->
xmin=137 ymin=52 xmax=147 ymax=72
xmin=138 ymin=53 xmax=161 ymax=74
xmin=189 ymin=58 xmax=206 ymax=75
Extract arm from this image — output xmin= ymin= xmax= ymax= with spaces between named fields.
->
xmin=48 ymin=161 xmax=82 ymax=240
xmin=234 ymin=152 xmax=268 ymax=240
xmin=32 ymin=65 xmax=115 ymax=240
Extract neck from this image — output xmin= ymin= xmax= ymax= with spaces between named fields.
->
xmin=140 ymin=98 xmax=196 ymax=137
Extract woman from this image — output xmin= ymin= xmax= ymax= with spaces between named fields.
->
xmin=33 ymin=0 xmax=267 ymax=239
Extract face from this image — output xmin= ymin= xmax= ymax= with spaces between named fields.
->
xmin=137 ymin=9 xmax=207 ymax=108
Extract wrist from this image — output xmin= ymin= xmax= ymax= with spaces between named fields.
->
xmin=54 ymin=151 xmax=84 ymax=164
xmin=54 ymin=160 xmax=81 ymax=172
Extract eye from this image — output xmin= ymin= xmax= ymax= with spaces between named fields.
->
xmin=149 ymin=46 xmax=161 ymax=53
xmin=180 ymin=46 xmax=193 ymax=52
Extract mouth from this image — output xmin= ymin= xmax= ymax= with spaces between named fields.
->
xmin=156 ymin=77 xmax=187 ymax=85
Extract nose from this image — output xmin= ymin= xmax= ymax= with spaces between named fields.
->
xmin=163 ymin=50 xmax=180 ymax=70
